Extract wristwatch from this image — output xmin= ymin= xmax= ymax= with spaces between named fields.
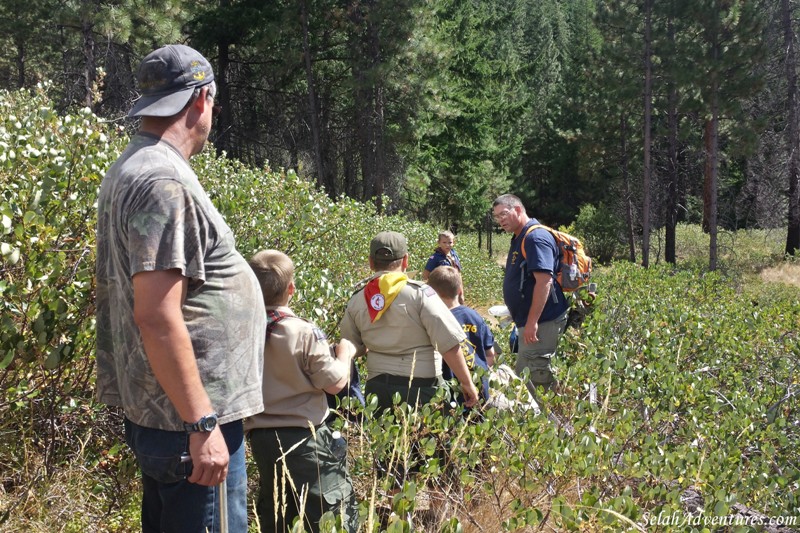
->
xmin=183 ymin=413 xmax=218 ymax=433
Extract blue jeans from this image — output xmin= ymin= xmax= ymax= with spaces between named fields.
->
xmin=124 ymin=418 xmax=248 ymax=533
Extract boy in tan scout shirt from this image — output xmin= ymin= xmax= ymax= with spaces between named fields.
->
xmin=245 ymin=250 xmax=359 ymax=533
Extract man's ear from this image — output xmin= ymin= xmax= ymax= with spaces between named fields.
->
xmin=190 ymin=87 xmax=211 ymax=114
xmin=401 ymin=254 xmax=409 ymax=271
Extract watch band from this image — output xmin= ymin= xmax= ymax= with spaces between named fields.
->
xmin=183 ymin=413 xmax=218 ymax=433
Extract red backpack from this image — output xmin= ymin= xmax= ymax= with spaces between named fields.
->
xmin=521 ymin=224 xmax=592 ymax=293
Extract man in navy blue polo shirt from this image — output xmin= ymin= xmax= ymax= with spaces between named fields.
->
xmin=492 ymin=194 xmax=569 ymax=394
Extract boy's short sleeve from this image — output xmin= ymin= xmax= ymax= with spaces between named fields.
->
xmin=479 ymin=319 xmax=494 ymax=350
xmin=302 ymin=324 xmax=347 ymax=390
xmin=425 ymin=255 xmax=445 ymax=272
xmin=339 ymin=301 xmax=366 ymax=356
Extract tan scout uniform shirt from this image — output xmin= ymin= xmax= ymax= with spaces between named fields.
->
xmin=340 ymin=275 xmax=466 ymax=379
xmin=245 ymin=307 xmax=347 ymax=431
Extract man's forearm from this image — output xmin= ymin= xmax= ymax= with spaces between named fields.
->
xmin=133 ymin=270 xmax=214 ymax=424
xmin=525 ymin=274 xmax=552 ymax=327
xmin=138 ymin=319 xmax=214 ymax=423
xmin=134 ymin=278 xmax=230 ymax=487
xmin=441 ymin=345 xmax=473 ymax=388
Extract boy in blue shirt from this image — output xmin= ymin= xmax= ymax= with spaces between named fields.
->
xmin=427 ymin=266 xmax=495 ymax=402
xmin=422 ymin=231 xmax=462 ymax=281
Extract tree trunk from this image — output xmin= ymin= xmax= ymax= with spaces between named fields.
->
xmin=703 ymin=118 xmax=713 ymax=234
xmin=621 ymin=113 xmax=637 ymax=263
xmin=666 ymin=18 xmax=678 ymax=264
xmin=301 ymin=0 xmax=327 ymax=193
xmin=356 ymin=80 xmax=374 ymax=202
xmin=215 ymin=0 xmax=234 ymax=159
xmin=373 ymin=83 xmax=386 ymax=211
xmin=783 ymin=0 xmax=800 ymax=255
xmin=352 ymin=0 xmax=385 ymax=212
xmin=704 ymin=103 xmax=719 ymax=271
xmin=14 ymin=36 xmax=25 ymax=88
xmin=82 ymin=19 xmax=96 ymax=109
xmin=368 ymin=18 xmax=386 ymax=212
xmin=641 ymin=0 xmax=653 ymax=268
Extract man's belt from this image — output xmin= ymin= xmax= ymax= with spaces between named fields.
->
xmin=368 ymin=373 xmax=439 ymax=387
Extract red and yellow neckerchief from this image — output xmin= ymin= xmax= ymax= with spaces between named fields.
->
xmin=364 ymin=272 xmax=408 ymax=322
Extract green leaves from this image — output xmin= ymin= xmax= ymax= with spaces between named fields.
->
xmin=0 ymin=88 xmax=118 ymax=373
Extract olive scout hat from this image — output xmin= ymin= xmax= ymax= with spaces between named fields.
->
xmin=128 ymin=44 xmax=214 ymax=118
xmin=370 ymin=231 xmax=408 ymax=261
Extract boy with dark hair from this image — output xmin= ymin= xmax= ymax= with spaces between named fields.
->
xmin=427 ymin=266 xmax=495 ymax=402
xmin=246 ymin=250 xmax=359 ymax=533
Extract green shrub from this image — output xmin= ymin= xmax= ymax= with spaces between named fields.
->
xmin=569 ymin=203 xmax=624 ymax=264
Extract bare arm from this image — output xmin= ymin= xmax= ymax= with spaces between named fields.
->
xmin=522 ymin=272 xmax=553 ymax=345
xmin=132 ymin=269 xmax=228 ymax=487
xmin=322 ymin=339 xmax=356 ymax=395
xmin=441 ymin=344 xmax=479 ymax=407
xmin=485 ymin=346 xmax=496 ymax=367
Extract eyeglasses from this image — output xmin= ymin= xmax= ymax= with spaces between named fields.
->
xmin=492 ymin=208 xmax=514 ymax=222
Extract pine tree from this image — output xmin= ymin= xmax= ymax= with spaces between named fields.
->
xmin=679 ymin=0 xmax=766 ymax=269
xmin=782 ymin=0 xmax=800 ymax=255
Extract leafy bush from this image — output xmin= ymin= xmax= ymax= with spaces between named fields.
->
xmin=556 ymin=261 xmax=799 ymax=526
xmin=0 ymin=86 xmax=141 ymax=531
xmin=569 ymin=203 xmax=625 ymax=264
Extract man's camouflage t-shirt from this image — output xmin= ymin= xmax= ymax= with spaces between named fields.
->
xmin=95 ymin=133 xmax=265 ymax=431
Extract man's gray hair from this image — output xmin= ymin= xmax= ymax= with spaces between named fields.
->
xmin=191 ymin=81 xmax=217 ymax=101
xmin=492 ymin=194 xmax=525 ymax=211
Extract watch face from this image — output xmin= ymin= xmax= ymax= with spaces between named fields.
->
xmin=200 ymin=415 xmax=217 ymax=431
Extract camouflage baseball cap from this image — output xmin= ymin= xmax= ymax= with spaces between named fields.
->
xmin=370 ymin=231 xmax=408 ymax=261
xmin=128 ymin=44 xmax=214 ymax=118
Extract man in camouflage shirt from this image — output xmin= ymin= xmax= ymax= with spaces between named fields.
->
xmin=95 ymin=44 xmax=265 ymax=533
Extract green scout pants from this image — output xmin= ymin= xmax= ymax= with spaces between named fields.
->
xmin=249 ymin=424 xmax=358 ymax=533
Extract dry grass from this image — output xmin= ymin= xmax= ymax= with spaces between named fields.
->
xmin=0 ymin=459 xmax=140 ymax=533
xmin=760 ymin=262 xmax=800 ymax=288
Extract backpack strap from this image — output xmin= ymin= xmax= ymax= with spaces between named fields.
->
xmin=520 ymin=224 xmax=559 ymax=261
xmin=265 ymin=309 xmax=291 ymax=341
xmin=518 ymin=224 xmax=559 ymax=301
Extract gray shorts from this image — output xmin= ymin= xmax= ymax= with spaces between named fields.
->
xmin=515 ymin=310 xmax=569 ymax=389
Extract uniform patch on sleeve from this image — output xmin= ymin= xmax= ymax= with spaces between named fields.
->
xmin=312 ymin=327 xmax=327 ymax=341
xmin=422 ymin=285 xmax=437 ymax=297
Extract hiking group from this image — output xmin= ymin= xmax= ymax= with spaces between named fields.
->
xmin=95 ymin=44 xmax=586 ymax=533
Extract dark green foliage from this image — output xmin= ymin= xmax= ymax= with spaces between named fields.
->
xmin=570 ymin=203 xmax=624 ymax=264
xmin=567 ymin=261 xmax=799 ymax=521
